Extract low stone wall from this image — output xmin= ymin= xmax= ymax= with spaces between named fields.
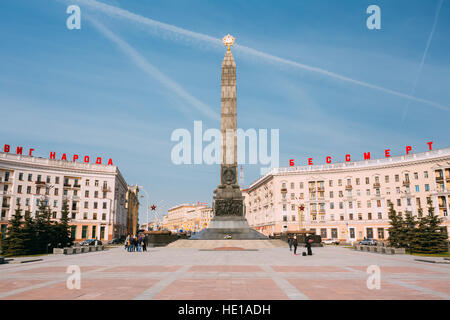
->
xmin=353 ymin=245 xmax=405 ymax=254
xmin=53 ymin=245 xmax=104 ymax=255
xmin=145 ymin=231 xmax=188 ymax=247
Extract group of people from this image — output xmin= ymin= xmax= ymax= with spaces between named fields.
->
xmin=125 ymin=234 xmax=147 ymax=252
xmin=288 ymin=234 xmax=313 ymax=256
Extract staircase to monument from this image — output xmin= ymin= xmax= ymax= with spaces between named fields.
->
xmin=166 ymin=239 xmax=286 ymax=249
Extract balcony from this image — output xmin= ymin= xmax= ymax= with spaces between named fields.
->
xmin=2 ymin=203 xmax=10 ymax=208
xmin=402 ymin=180 xmax=410 ymax=187
xmin=73 ymin=184 xmax=81 ymax=188
xmin=373 ymin=182 xmax=380 ymax=188
xmin=280 ymin=188 xmax=287 ymax=193
xmin=317 ymin=187 xmax=324 ymax=192
xmin=35 ymin=181 xmax=46 ymax=185
xmin=64 ymin=183 xmax=72 ymax=188
xmin=436 ymin=176 xmax=444 ymax=182
xmin=345 ymin=185 xmax=352 ymax=190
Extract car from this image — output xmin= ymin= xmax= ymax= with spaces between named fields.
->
xmin=109 ymin=238 xmax=123 ymax=244
xmin=359 ymin=238 xmax=377 ymax=246
xmin=322 ymin=238 xmax=340 ymax=245
xmin=80 ymin=239 xmax=102 ymax=246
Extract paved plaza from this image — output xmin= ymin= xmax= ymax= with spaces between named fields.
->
xmin=0 ymin=242 xmax=449 ymax=300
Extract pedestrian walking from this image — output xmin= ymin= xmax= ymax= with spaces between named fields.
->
xmin=288 ymin=235 xmax=293 ymax=251
xmin=305 ymin=234 xmax=313 ymax=255
xmin=125 ymin=234 xmax=130 ymax=251
xmin=293 ymin=236 xmax=298 ymax=256
xmin=143 ymin=235 xmax=147 ymax=252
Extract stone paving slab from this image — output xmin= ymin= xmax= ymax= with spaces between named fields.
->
xmin=0 ymin=246 xmax=449 ymax=300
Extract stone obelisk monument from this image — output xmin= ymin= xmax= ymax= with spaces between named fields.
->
xmin=191 ymin=35 xmax=266 ymax=240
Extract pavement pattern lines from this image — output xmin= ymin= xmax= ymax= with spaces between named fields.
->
xmin=0 ymin=246 xmax=449 ymax=300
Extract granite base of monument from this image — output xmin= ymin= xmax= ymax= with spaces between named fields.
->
xmin=190 ymin=216 xmax=267 ymax=240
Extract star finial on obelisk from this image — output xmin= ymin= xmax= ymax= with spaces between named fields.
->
xmin=222 ymin=34 xmax=235 ymax=51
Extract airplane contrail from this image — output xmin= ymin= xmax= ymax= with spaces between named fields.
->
xmin=73 ymin=0 xmax=448 ymax=112
xmin=401 ymin=0 xmax=444 ymax=122
xmin=87 ymin=16 xmax=219 ymax=120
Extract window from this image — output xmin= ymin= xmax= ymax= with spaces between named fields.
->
xmin=28 ymin=174 xmax=32 ymax=181
xmin=330 ymin=214 xmax=335 ymax=221
xmin=365 ymin=177 xmax=370 ymax=184
xmin=290 ymin=182 xmax=294 ymax=189
xmin=55 ymin=177 xmax=60 ymax=184
xmin=93 ymin=213 xmax=97 ymax=220
xmin=414 ymin=172 xmax=418 ymax=179
xmin=377 ymin=200 xmax=381 ymax=207
xmin=395 ymin=175 xmax=399 ymax=182
xmin=291 ymin=204 xmax=295 ymax=210
xmin=329 ymin=180 xmax=333 ymax=187
xmin=357 ymin=189 xmax=361 ymax=196
xmin=339 ymin=191 xmax=343 ymax=197
xmin=290 ymin=193 xmax=295 ymax=200
xmin=103 ymin=192 xmax=107 ymax=199
xmin=338 ymin=179 xmax=342 ymax=186
xmin=25 ymin=198 xmax=30 ymax=206
xmin=52 ymin=212 xmax=57 ymax=219
xmin=349 ymin=202 xmax=353 ymax=209
xmin=95 ymin=180 xmax=99 ymax=187
xmin=63 ymin=189 xmax=68 ymax=196
xmin=425 ymin=184 xmax=430 ymax=191
xmin=72 ymin=212 xmax=76 ymax=219
xmin=16 ymin=198 xmax=21 ymax=206
xmin=86 ymin=179 xmax=90 ymax=186
xmin=415 ymin=185 xmax=419 ymax=192
xmin=366 ymin=189 xmax=370 ymax=196
xmin=300 ymin=182 xmax=304 ymax=189
xmin=36 ymin=187 xmax=41 ymax=195
xmin=378 ymin=228 xmax=384 ymax=239
xmin=339 ymin=202 xmax=343 ymax=209
xmin=378 ymin=212 xmax=382 ymax=219
xmin=83 ymin=213 xmax=88 ymax=220
xmin=81 ymin=226 xmax=88 ymax=239
xmin=320 ymin=228 xmax=327 ymax=239
xmin=282 ymin=215 xmax=287 ymax=222
xmin=19 ymin=173 xmax=23 ymax=181
xmin=349 ymin=228 xmax=355 ymax=239
xmin=340 ymin=215 xmax=344 ymax=221
xmin=330 ymin=191 xmax=334 ymax=198
xmin=356 ymin=178 xmax=360 ymax=185
xmin=330 ymin=202 xmax=334 ymax=209
xmin=291 ymin=215 xmax=296 ymax=221
xmin=331 ymin=228 xmax=338 ymax=238
xmin=282 ymin=204 xmax=286 ymax=211
xmin=358 ymin=213 xmax=362 ymax=220
xmin=407 ymin=198 xmax=411 ymax=206
xmin=103 ymin=202 xmax=107 ymax=209
xmin=102 ymin=213 xmax=106 ymax=220
xmin=357 ymin=201 xmax=361 ymax=208
xmin=397 ymin=199 xmax=401 ymax=206
xmin=416 ymin=198 xmax=421 ymax=207
xmin=53 ymin=188 xmax=58 ymax=196
xmin=299 ymin=193 xmax=304 ymax=199
xmin=312 ymin=214 xmax=317 ymax=221
xmin=366 ymin=228 xmax=374 ymax=238
xmin=84 ymin=202 xmax=88 ymax=209
xmin=37 ymin=175 xmax=42 ymax=182
xmin=424 ymin=171 xmax=428 ymax=178
xmin=73 ymin=190 xmax=78 ymax=196
xmin=46 ymin=176 xmax=51 ymax=183
xmin=94 ymin=202 xmax=98 ymax=209
xmin=53 ymin=200 xmax=58 ymax=207
xmin=367 ymin=200 xmax=371 ymax=208
xmin=26 ymin=186 xmax=31 ymax=194
xmin=17 ymin=185 xmax=22 ymax=193
xmin=94 ymin=191 xmax=98 ymax=198
xmin=368 ymin=212 xmax=372 ymax=220
xmin=349 ymin=213 xmax=353 ymax=220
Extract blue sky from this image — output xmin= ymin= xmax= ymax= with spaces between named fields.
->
xmin=1 ymin=0 xmax=449 ymax=223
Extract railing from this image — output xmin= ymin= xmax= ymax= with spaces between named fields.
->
xmin=73 ymin=184 xmax=81 ymax=188
xmin=64 ymin=183 xmax=72 ymax=187
xmin=373 ymin=182 xmax=380 ymax=188
xmin=345 ymin=185 xmax=352 ymax=190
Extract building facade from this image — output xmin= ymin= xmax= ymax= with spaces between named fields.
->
xmin=0 ymin=152 xmax=130 ymax=241
xmin=126 ymin=185 xmax=139 ymax=235
xmin=163 ymin=202 xmax=213 ymax=233
xmin=244 ymin=148 xmax=450 ymax=241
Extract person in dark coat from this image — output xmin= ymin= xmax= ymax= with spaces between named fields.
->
xmin=305 ymin=234 xmax=313 ymax=255
xmin=142 ymin=235 xmax=147 ymax=252
xmin=293 ymin=236 xmax=298 ymax=256
xmin=288 ymin=235 xmax=293 ymax=251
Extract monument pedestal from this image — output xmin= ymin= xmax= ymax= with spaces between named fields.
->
xmin=190 ymin=216 xmax=267 ymax=240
